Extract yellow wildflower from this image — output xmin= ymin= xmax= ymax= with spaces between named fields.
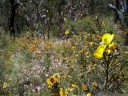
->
xmin=87 ymin=93 xmax=92 ymax=96
xmin=59 ymin=88 xmax=67 ymax=96
xmin=65 ymin=29 xmax=70 ymax=35
xmin=67 ymin=87 xmax=74 ymax=92
xmin=94 ymin=45 xmax=106 ymax=59
xmin=71 ymin=84 xmax=78 ymax=88
xmin=102 ymin=33 xmax=114 ymax=44
xmin=81 ymin=84 xmax=89 ymax=91
xmin=105 ymin=42 xmax=116 ymax=55
xmin=89 ymin=42 xmax=95 ymax=46
xmin=46 ymin=77 xmax=57 ymax=87
xmin=53 ymin=73 xmax=60 ymax=80
xmin=3 ymin=82 xmax=8 ymax=89
xmin=46 ymin=74 xmax=59 ymax=88
xmin=109 ymin=42 xmax=116 ymax=50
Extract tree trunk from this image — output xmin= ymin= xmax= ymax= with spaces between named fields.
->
xmin=9 ymin=0 xmax=16 ymax=36
xmin=90 ymin=0 xmax=94 ymax=15
xmin=125 ymin=0 xmax=128 ymax=25
xmin=127 ymin=0 xmax=128 ymax=13
xmin=114 ymin=0 xmax=120 ymax=23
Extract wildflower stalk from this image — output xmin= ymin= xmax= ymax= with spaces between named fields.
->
xmin=103 ymin=54 xmax=110 ymax=92
xmin=94 ymin=33 xmax=125 ymax=92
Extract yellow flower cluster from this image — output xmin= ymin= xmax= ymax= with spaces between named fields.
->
xmin=94 ymin=33 xmax=116 ymax=59
xmin=16 ymin=36 xmax=40 ymax=54
xmin=27 ymin=43 xmax=38 ymax=53
xmin=65 ymin=29 xmax=70 ymax=35
xmin=27 ymin=38 xmax=40 ymax=53
xmin=3 ymin=82 xmax=8 ymax=89
xmin=46 ymin=73 xmax=60 ymax=88
xmin=44 ymin=42 xmax=52 ymax=49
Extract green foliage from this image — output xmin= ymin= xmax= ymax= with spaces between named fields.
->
xmin=64 ymin=16 xmax=115 ymax=35
xmin=101 ymin=17 xmax=115 ymax=32
xmin=65 ymin=16 xmax=97 ymax=33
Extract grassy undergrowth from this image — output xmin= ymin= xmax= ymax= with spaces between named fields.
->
xmin=0 ymin=16 xmax=128 ymax=96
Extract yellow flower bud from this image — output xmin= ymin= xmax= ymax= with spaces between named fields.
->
xmin=94 ymin=45 xmax=106 ymax=59
xmin=102 ymin=33 xmax=114 ymax=45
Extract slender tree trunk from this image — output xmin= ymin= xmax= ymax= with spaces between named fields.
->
xmin=9 ymin=0 xmax=16 ymax=36
xmin=58 ymin=0 xmax=65 ymax=37
xmin=90 ymin=0 xmax=94 ymax=15
xmin=114 ymin=0 xmax=120 ymax=23
xmin=125 ymin=0 xmax=128 ymax=25
xmin=127 ymin=0 xmax=128 ymax=13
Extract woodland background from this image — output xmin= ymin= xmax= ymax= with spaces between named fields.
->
xmin=0 ymin=0 xmax=128 ymax=96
